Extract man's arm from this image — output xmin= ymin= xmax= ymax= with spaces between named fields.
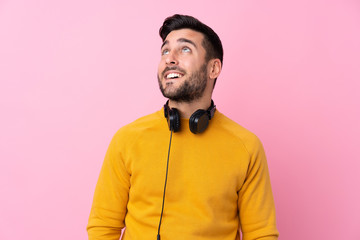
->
xmin=238 ymin=137 xmax=279 ymax=240
xmin=87 ymin=132 xmax=130 ymax=240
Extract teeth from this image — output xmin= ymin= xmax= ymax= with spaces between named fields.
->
xmin=166 ymin=73 xmax=182 ymax=79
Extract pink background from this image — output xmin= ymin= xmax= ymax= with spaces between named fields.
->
xmin=1 ymin=0 xmax=359 ymax=239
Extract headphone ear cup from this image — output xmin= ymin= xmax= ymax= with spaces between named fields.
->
xmin=189 ymin=110 xmax=209 ymax=134
xmin=168 ymin=108 xmax=181 ymax=132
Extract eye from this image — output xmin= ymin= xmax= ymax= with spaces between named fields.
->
xmin=182 ymin=47 xmax=191 ymax=53
xmin=162 ymin=49 xmax=169 ymax=55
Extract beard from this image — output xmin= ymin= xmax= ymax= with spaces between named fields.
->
xmin=158 ymin=63 xmax=208 ymax=103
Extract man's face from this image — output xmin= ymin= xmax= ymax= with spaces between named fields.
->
xmin=157 ymin=29 xmax=209 ymax=102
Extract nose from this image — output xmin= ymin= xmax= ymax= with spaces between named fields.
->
xmin=165 ymin=51 xmax=178 ymax=65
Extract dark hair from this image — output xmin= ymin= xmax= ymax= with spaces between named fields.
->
xmin=159 ymin=14 xmax=223 ymax=80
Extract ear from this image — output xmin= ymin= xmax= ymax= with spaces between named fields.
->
xmin=208 ymin=59 xmax=222 ymax=80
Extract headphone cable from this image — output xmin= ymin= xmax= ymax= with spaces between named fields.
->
xmin=157 ymin=130 xmax=173 ymax=240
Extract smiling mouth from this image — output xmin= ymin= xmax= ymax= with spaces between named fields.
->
xmin=166 ymin=72 xmax=184 ymax=80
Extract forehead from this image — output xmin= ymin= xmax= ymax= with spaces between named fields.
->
xmin=163 ymin=28 xmax=204 ymax=46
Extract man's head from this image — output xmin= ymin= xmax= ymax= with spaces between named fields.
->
xmin=157 ymin=14 xmax=223 ymax=103
xmin=159 ymin=14 xmax=223 ymax=67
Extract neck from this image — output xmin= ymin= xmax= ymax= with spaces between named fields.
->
xmin=168 ymin=96 xmax=212 ymax=119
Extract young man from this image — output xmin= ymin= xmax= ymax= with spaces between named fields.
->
xmin=87 ymin=14 xmax=279 ymax=240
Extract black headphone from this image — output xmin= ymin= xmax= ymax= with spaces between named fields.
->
xmin=163 ymin=100 xmax=216 ymax=134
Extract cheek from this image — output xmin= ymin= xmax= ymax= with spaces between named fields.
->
xmin=158 ymin=60 xmax=166 ymax=74
xmin=180 ymin=56 xmax=200 ymax=70
xmin=157 ymin=64 xmax=163 ymax=76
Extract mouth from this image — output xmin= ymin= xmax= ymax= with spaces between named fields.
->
xmin=165 ymin=72 xmax=184 ymax=80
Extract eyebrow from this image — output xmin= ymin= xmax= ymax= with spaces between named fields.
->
xmin=161 ymin=38 xmax=198 ymax=49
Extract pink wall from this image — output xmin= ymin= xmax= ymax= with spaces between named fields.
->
xmin=1 ymin=0 xmax=359 ymax=239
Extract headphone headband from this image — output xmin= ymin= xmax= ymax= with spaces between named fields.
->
xmin=207 ymin=100 xmax=216 ymax=119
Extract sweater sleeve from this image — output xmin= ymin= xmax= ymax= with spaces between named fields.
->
xmin=238 ymin=137 xmax=279 ymax=240
xmin=87 ymin=132 xmax=131 ymax=240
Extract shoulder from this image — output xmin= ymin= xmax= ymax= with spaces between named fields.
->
xmin=213 ymin=111 xmax=264 ymax=155
xmin=116 ymin=109 xmax=164 ymax=136
xmin=104 ymin=110 xmax=169 ymax=170
xmin=105 ymin=110 xmax=165 ymax=155
xmin=109 ymin=109 xmax=165 ymax=146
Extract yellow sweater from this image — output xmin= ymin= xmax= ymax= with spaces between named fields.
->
xmin=87 ymin=110 xmax=279 ymax=240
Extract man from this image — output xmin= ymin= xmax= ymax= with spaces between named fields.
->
xmin=87 ymin=14 xmax=279 ymax=240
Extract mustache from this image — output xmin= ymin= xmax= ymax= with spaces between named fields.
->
xmin=162 ymin=66 xmax=186 ymax=77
